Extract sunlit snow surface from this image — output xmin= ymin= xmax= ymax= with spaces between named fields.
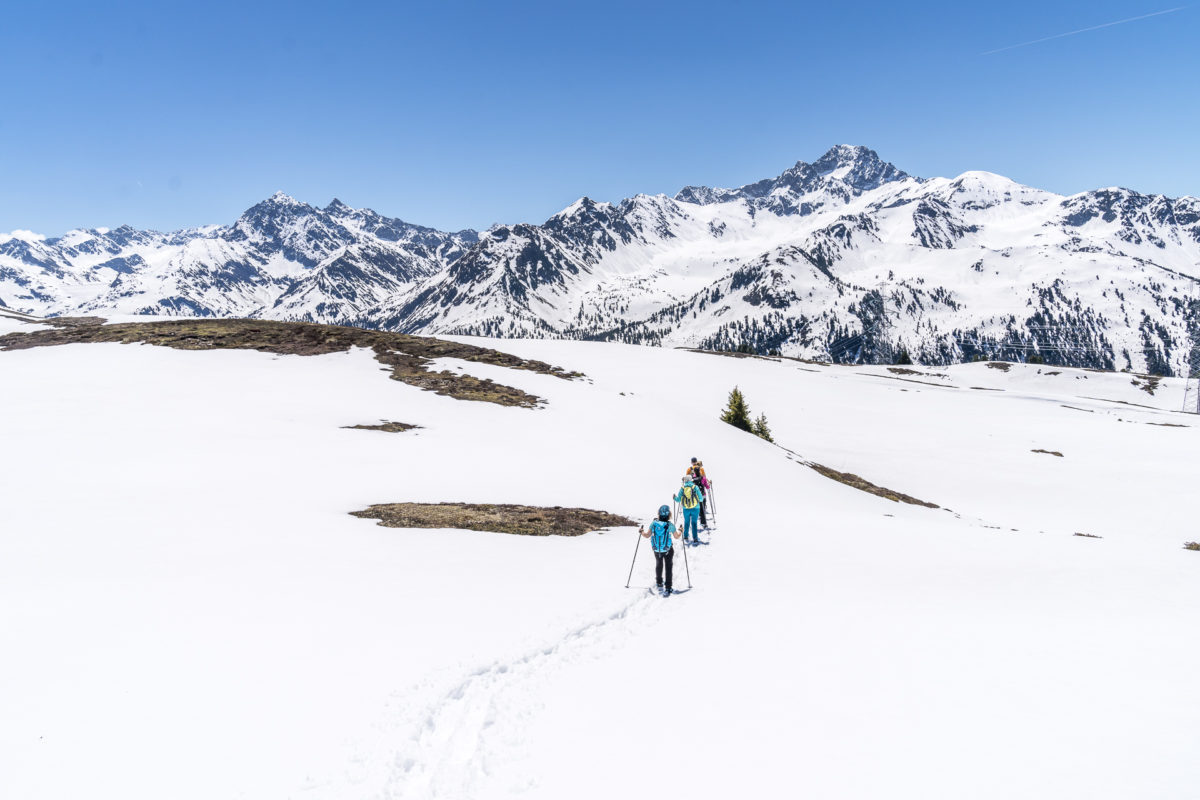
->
xmin=2 ymin=326 xmax=1199 ymax=798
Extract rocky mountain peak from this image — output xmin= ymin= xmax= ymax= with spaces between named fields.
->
xmin=674 ymin=145 xmax=910 ymax=209
xmin=810 ymin=145 xmax=909 ymax=192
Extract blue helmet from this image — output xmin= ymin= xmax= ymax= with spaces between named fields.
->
xmin=658 ymin=504 xmax=671 ymax=520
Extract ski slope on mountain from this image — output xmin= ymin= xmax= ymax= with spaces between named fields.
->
xmin=2 ymin=319 xmax=1199 ymax=799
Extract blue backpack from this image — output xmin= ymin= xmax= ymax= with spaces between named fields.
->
xmin=650 ymin=520 xmax=673 ymax=552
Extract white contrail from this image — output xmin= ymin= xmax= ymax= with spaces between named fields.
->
xmin=982 ymin=6 xmax=1186 ymax=55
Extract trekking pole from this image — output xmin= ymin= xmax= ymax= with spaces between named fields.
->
xmin=624 ymin=527 xmax=643 ymax=588
xmin=680 ymin=519 xmax=692 ymax=589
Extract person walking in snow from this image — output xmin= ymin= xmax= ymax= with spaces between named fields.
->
xmin=675 ymin=474 xmax=705 ymax=546
xmin=688 ymin=457 xmax=711 ymax=529
xmin=639 ymin=505 xmax=680 ymax=596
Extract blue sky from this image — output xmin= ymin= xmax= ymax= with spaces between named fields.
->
xmin=2 ymin=0 xmax=1196 ymax=235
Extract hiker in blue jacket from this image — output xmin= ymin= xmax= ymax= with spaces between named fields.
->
xmin=639 ymin=505 xmax=680 ymax=596
xmin=674 ymin=475 xmax=705 ymax=546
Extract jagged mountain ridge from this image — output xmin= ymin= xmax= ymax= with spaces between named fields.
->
xmin=0 ymin=192 xmax=478 ymax=324
xmin=3 ymin=146 xmax=1199 ymax=374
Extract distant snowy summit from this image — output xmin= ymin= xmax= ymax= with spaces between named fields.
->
xmin=3 ymin=145 xmax=1199 ymax=374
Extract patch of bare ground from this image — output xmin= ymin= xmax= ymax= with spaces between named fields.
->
xmin=683 ymin=348 xmax=833 ymax=368
xmin=0 ymin=318 xmax=583 ymax=407
xmin=350 ymin=503 xmax=637 ymax=537
xmin=343 ymin=421 xmax=420 ymax=433
xmin=985 ymin=361 xmax=1011 ymax=372
xmin=1148 ymin=422 xmax=1189 ymax=428
xmin=1130 ymin=374 xmax=1161 ymax=395
xmin=808 ymin=463 xmax=939 ymax=508
xmin=1184 ymin=542 xmax=1200 ymax=551
xmin=1074 ymin=532 xmax=1102 ymax=539
xmin=969 ymin=386 xmax=1003 ymax=391
xmin=1080 ymin=396 xmax=1159 ymax=410
xmin=884 ymin=375 xmax=958 ymax=388
xmin=0 ymin=306 xmax=45 ymax=322
xmin=886 ymin=367 xmax=948 ymax=378
xmin=1032 ymin=449 xmax=1064 ymax=457
xmin=43 ymin=316 xmax=108 ymax=328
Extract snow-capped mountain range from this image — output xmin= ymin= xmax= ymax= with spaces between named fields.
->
xmin=4 ymin=145 xmax=1199 ymax=373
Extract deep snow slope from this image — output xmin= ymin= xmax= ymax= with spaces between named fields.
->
xmin=2 ymin=322 xmax=1199 ymax=799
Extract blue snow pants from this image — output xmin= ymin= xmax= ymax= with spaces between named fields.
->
xmin=682 ymin=508 xmax=700 ymax=542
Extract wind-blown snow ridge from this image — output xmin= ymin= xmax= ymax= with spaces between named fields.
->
xmin=3 ymin=144 xmax=1199 ymax=374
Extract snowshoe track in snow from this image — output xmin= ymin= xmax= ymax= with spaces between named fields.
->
xmin=382 ymin=588 xmax=671 ymax=798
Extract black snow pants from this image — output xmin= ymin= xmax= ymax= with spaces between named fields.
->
xmin=654 ymin=548 xmax=674 ymax=590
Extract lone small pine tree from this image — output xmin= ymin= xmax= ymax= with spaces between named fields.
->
xmin=720 ymin=386 xmax=752 ymax=432
xmin=751 ymin=413 xmax=774 ymax=442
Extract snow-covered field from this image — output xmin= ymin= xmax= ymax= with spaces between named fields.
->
xmin=2 ymin=316 xmax=1199 ymax=799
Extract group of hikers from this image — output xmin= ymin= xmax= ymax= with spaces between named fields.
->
xmin=636 ymin=458 xmax=713 ymax=597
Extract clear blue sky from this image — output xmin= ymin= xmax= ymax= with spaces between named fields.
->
xmin=2 ymin=0 xmax=1196 ymax=236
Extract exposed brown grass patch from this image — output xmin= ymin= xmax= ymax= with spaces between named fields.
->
xmin=985 ymin=361 xmax=1011 ymax=372
xmin=43 ymin=315 xmax=108 ymax=328
xmin=1032 ymin=449 xmax=1064 ymax=457
xmin=1130 ymin=374 xmax=1162 ymax=395
xmin=808 ymin=463 xmax=939 ymax=508
xmin=885 ymin=375 xmax=959 ymax=389
xmin=1074 ymin=532 xmax=1102 ymax=539
xmin=683 ymin=348 xmax=836 ymax=368
xmin=1184 ymin=542 xmax=1200 ymax=551
xmin=0 ymin=317 xmax=582 ymax=407
xmin=343 ymin=421 xmax=420 ymax=433
xmin=886 ymin=367 xmax=949 ymax=379
xmin=351 ymin=503 xmax=637 ymax=537
xmin=1081 ymin=396 xmax=1159 ymax=410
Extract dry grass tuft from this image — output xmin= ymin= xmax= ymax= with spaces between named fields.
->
xmin=0 ymin=317 xmax=582 ymax=407
xmin=351 ymin=503 xmax=637 ymax=537
xmin=808 ymin=463 xmax=939 ymax=508
xmin=342 ymin=421 xmax=420 ymax=433
xmin=1130 ymin=375 xmax=1162 ymax=395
